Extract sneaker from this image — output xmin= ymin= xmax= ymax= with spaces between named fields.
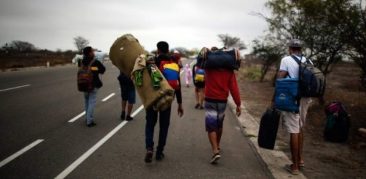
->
xmin=126 ymin=115 xmax=133 ymax=121
xmin=144 ymin=151 xmax=153 ymax=163
xmin=210 ymin=153 xmax=221 ymax=164
xmin=87 ymin=122 xmax=96 ymax=127
xmin=199 ymin=105 xmax=204 ymax=110
xmin=195 ymin=104 xmax=200 ymax=109
xmin=121 ymin=111 xmax=126 ymax=120
xmin=156 ymin=152 xmax=165 ymax=161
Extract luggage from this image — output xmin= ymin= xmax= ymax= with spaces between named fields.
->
xmin=160 ymin=60 xmax=180 ymax=90
xmin=197 ymin=47 xmax=241 ymax=70
xmin=194 ymin=68 xmax=205 ymax=82
xmin=324 ymin=102 xmax=350 ymax=143
xmin=258 ymin=108 xmax=281 ymax=150
xmin=291 ymin=55 xmax=326 ymax=97
xmin=77 ymin=59 xmax=95 ymax=92
xmin=132 ymin=54 xmax=175 ymax=111
xmin=274 ymin=77 xmax=300 ymax=113
xmin=109 ymin=34 xmax=145 ymax=76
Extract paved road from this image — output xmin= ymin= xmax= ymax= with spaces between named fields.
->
xmin=0 ymin=60 xmax=271 ymax=178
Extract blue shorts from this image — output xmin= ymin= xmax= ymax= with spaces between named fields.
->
xmin=121 ymin=86 xmax=136 ymax=104
xmin=205 ymin=101 xmax=227 ymax=132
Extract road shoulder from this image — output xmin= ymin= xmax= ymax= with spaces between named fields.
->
xmin=227 ymin=96 xmax=307 ymax=179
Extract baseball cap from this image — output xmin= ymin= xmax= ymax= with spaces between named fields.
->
xmin=288 ymin=39 xmax=302 ymax=48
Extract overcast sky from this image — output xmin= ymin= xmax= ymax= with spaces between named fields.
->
xmin=0 ymin=0 xmax=270 ymax=53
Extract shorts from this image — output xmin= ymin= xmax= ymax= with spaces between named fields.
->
xmin=194 ymin=82 xmax=205 ymax=89
xmin=205 ymin=101 xmax=227 ymax=132
xmin=281 ymin=98 xmax=312 ymax=133
xmin=121 ymin=86 xmax=136 ymax=104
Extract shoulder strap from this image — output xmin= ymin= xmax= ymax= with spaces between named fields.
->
xmin=291 ymin=55 xmax=302 ymax=65
xmin=87 ymin=59 xmax=96 ymax=72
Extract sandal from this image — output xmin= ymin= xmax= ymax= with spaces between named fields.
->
xmin=285 ymin=164 xmax=300 ymax=175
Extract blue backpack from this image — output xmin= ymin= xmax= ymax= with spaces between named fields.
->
xmin=274 ymin=77 xmax=299 ymax=113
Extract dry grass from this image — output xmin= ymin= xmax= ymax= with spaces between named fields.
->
xmin=0 ymin=52 xmax=75 ymax=70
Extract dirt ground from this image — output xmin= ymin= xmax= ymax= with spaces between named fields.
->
xmin=237 ymin=61 xmax=366 ymax=179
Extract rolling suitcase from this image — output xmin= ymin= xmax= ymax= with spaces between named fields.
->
xmin=258 ymin=108 xmax=280 ymax=150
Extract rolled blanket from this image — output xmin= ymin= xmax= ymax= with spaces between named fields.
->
xmin=132 ymin=54 xmax=175 ymax=111
xmin=198 ymin=47 xmax=241 ymax=70
xmin=109 ymin=34 xmax=145 ymax=76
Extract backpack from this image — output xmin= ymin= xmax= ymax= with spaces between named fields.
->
xmin=274 ymin=77 xmax=300 ymax=113
xmin=159 ymin=60 xmax=180 ymax=90
xmin=291 ymin=56 xmax=326 ymax=97
xmin=77 ymin=59 xmax=95 ymax=92
xmin=324 ymin=101 xmax=350 ymax=143
xmin=194 ymin=67 xmax=205 ymax=82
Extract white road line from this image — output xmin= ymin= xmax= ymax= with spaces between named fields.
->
xmin=0 ymin=139 xmax=44 ymax=168
xmin=0 ymin=84 xmax=31 ymax=92
xmin=55 ymin=105 xmax=145 ymax=179
xmin=101 ymin=93 xmax=115 ymax=102
xmin=68 ymin=111 xmax=86 ymax=123
xmin=130 ymin=105 xmax=144 ymax=117
xmin=54 ymin=121 xmax=128 ymax=179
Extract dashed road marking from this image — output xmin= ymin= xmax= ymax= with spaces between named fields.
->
xmin=0 ymin=84 xmax=31 ymax=92
xmin=0 ymin=139 xmax=44 ymax=168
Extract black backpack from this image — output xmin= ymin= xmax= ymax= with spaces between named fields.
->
xmin=324 ymin=102 xmax=350 ymax=143
xmin=77 ymin=59 xmax=95 ymax=92
xmin=291 ymin=56 xmax=326 ymax=97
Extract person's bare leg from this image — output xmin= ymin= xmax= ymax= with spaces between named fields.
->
xmin=195 ymin=88 xmax=199 ymax=105
xmin=290 ymin=133 xmax=300 ymax=170
xmin=208 ymin=132 xmax=219 ymax=154
xmin=217 ymin=128 xmax=223 ymax=150
xmin=127 ymin=103 xmax=133 ymax=116
xmin=199 ymin=89 xmax=204 ymax=106
xmin=122 ymin=100 xmax=127 ymax=112
xmin=299 ymin=130 xmax=304 ymax=165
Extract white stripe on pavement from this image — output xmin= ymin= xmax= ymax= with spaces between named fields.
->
xmin=0 ymin=84 xmax=31 ymax=92
xmin=55 ymin=105 xmax=145 ymax=179
xmin=130 ymin=105 xmax=144 ymax=117
xmin=101 ymin=93 xmax=115 ymax=102
xmin=56 ymin=60 xmax=193 ymax=178
xmin=0 ymin=139 xmax=44 ymax=168
xmin=54 ymin=121 xmax=128 ymax=179
xmin=68 ymin=111 xmax=86 ymax=123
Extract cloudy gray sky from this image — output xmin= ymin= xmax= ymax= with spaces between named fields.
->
xmin=0 ymin=0 xmax=270 ymax=53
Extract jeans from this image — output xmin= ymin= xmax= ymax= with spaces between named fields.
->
xmin=84 ymin=89 xmax=98 ymax=125
xmin=145 ymin=106 xmax=171 ymax=153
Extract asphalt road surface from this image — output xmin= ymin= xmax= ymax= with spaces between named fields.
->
xmin=0 ymin=59 xmax=272 ymax=179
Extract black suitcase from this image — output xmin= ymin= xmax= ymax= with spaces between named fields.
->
xmin=258 ymin=108 xmax=280 ymax=150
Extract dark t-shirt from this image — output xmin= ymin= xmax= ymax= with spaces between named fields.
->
xmin=118 ymin=73 xmax=134 ymax=90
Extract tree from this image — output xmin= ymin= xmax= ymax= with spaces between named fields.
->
xmin=218 ymin=34 xmax=246 ymax=50
xmin=74 ymin=36 xmax=89 ymax=53
xmin=341 ymin=0 xmax=366 ymax=87
xmin=252 ymin=36 xmax=286 ymax=82
xmin=3 ymin=40 xmax=37 ymax=52
xmin=263 ymin=0 xmax=350 ymax=76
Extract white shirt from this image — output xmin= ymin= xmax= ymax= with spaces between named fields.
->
xmin=279 ymin=55 xmax=311 ymax=78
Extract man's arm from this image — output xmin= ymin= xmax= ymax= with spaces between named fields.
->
xmin=229 ymin=73 xmax=241 ymax=116
xmin=97 ymin=61 xmax=106 ymax=74
xmin=277 ymin=70 xmax=288 ymax=79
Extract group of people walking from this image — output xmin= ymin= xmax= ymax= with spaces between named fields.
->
xmin=77 ymin=39 xmax=312 ymax=175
